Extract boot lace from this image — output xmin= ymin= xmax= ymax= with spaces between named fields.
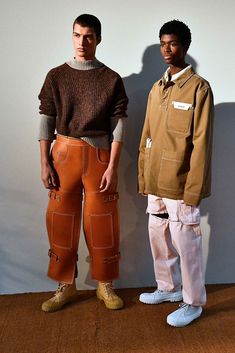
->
xmin=102 ymin=282 xmax=116 ymax=298
xmin=179 ymin=303 xmax=190 ymax=311
xmin=54 ymin=283 xmax=69 ymax=296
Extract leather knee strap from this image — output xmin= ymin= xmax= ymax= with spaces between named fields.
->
xmin=47 ymin=248 xmax=78 ymax=284
xmin=83 ymin=191 xmax=120 ymax=281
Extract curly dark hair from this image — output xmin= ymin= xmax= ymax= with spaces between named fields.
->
xmin=73 ymin=14 xmax=101 ymax=39
xmin=159 ymin=20 xmax=191 ymax=49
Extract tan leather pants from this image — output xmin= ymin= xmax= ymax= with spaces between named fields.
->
xmin=46 ymin=135 xmax=120 ymax=284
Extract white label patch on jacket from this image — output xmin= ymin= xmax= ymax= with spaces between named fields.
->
xmin=172 ymin=101 xmax=193 ymax=110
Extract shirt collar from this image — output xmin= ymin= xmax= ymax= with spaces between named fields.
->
xmin=66 ymin=58 xmax=104 ymax=70
xmin=165 ymin=65 xmax=192 ymax=82
xmin=159 ymin=65 xmax=195 ymax=87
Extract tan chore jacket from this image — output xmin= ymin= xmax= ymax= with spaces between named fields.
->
xmin=138 ymin=66 xmax=214 ymax=206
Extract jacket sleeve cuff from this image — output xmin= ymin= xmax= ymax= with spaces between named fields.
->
xmin=138 ymin=176 xmax=145 ymax=194
xmin=183 ymin=192 xmax=202 ymax=206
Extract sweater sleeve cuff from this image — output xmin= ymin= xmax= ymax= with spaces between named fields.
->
xmin=38 ymin=114 xmax=56 ymax=141
xmin=110 ymin=117 xmax=127 ymax=142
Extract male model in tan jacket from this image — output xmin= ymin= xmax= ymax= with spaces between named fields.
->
xmin=138 ymin=20 xmax=213 ymax=327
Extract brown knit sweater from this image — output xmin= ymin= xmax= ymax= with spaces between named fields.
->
xmin=38 ymin=63 xmax=128 ymax=138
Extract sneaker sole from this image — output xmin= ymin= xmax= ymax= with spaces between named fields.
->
xmin=42 ymin=292 xmax=80 ymax=313
xmin=139 ymin=294 xmax=183 ymax=305
xmin=167 ymin=310 xmax=202 ymax=327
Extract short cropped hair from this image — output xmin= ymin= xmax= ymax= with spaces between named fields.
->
xmin=159 ymin=20 xmax=192 ymax=49
xmin=73 ymin=14 xmax=101 ymax=38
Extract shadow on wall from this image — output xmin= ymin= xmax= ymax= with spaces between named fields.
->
xmin=115 ymin=44 xmax=197 ymax=288
xmin=83 ymin=46 xmax=235 ymax=289
xmin=202 ymin=102 xmax=235 ymax=283
xmin=118 ymin=45 xmax=165 ymax=287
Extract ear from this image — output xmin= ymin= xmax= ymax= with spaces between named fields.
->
xmin=183 ymin=44 xmax=189 ymax=55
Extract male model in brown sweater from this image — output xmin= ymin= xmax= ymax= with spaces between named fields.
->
xmin=39 ymin=14 xmax=128 ymax=312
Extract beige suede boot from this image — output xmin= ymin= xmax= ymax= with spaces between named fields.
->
xmin=42 ymin=282 xmax=79 ymax=312
xmin=96 ymin=282 xmax=124 ymax=310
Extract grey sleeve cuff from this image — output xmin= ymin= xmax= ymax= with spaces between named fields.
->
xmin=38 ymin=114 xmax=56 ymax=141
xmin=110 ymin=117 xmax=127 ymax=142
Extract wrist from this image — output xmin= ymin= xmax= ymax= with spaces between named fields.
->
xmin=107 ymin=163 xmax=118 ymax=171
xmin=41 ymin=158 xmax=50 ymax=166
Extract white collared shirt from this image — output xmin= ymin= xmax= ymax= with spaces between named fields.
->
xmin=164 ymin=65 xmax=192 ymax=82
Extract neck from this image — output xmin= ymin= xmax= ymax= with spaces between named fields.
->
xmin=75 ymin=55 xmax=95 ymax=62
xmin=169 ymin=63 xmax=187 ymax=77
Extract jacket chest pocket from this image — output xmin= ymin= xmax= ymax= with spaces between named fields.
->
xmin=167 ymin=104 xmax=193 ymax=134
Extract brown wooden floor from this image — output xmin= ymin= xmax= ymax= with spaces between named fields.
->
xmin=1 ymin=285 xmax=235 ymax=353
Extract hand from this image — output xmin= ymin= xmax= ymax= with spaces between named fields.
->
xmin=100 ymin=167 xmax=118 ymax=193
xmin=41 ymin=162 xmax=58 ymax=189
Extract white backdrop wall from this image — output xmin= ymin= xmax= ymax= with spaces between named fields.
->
xmin=0 ymin=0 xmax=234 ymax=294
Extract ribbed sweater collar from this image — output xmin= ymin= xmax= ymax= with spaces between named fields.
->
xmin=66 ymin=58 xmax=104 ymax=70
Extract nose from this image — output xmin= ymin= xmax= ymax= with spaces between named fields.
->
xmin=78 ymin=36 xmax=85 ymax=46
xmin=164 ymin=44 xmax=171 ymax=52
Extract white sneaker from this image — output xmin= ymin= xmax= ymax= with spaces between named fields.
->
xmin=167 ymin=303 xmax=202 ymax=327
xmin=139 ymin=289 xmax=182 ymax=304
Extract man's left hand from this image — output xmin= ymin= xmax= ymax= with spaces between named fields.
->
xmin=100 ymin=167 xmax=118 ymax=193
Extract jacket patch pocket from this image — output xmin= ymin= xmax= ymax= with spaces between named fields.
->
xmin=158 ymin=150 xmax=189 ymax=192
xmin=167 ymin=103 xmax=193 ymax=133
xmin=144 ymin=146 xmax=151 ymax=167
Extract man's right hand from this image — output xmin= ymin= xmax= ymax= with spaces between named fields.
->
xmin=39 ymin=139 xmax=58 ymax=189
xmin=41 ymin=162 xmax=58 ymax=189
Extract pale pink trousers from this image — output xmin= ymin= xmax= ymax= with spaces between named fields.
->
xmin=147 ymin=195 xmax=206 ymax=306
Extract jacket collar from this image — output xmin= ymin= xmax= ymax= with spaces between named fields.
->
xmin=158 ymin=66 xmax=195 ymax=88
